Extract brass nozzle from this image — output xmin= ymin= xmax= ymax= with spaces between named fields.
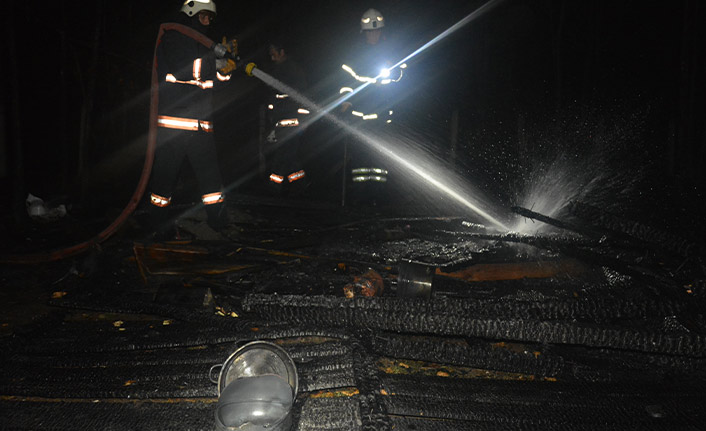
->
xmin=245 ymin=63 xmax=257 ymax=76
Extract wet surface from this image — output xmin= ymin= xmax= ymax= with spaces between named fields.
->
xmin=1 ymin=186 xmax=705 ymax=430
xmin=4 ymin=0 xmax=706 ymax=428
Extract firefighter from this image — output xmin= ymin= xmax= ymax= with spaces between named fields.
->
xmin=264 ymin=39 xmax=309 ymax=196
xmin=147 ymin=0 xmax=236 ymax=239
xmin=338 ymin=8 xmax=408 ymax=206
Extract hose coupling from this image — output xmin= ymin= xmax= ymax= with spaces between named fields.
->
xmin=245 ymin=62 xmax=257 ymax=76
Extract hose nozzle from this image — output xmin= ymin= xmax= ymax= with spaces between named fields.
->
xmin=245 ymin=62 xmax=257 ymax=77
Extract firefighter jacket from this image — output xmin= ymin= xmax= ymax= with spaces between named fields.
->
xmin=339 ymin=38 xmax=407 ymax=124
xmin=156 ymin=24 xmax=230 ymax=133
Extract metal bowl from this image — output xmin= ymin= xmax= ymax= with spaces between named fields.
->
xmin=215 ymin=341 xmax=298 ymax=431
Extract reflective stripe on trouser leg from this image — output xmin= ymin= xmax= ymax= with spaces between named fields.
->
xmin=288 ymin=170 xmax=306 ymax=182
xmin=205 ymin=201 xmax=227 ymax=230
xmin=270 ymin=174 xmax=284 ymax=184
xmin=202 ymin=192 xmax=225 ymax=205
xmin=150 ymin=193 xmax=171 ymax=207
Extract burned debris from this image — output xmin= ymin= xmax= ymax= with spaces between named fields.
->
xmin=1 ymin=194 xmax=705 ymax=430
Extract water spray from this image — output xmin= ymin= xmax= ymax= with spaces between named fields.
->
xmin=243 ymin=0 xmax=510 ymax=231
xmin=247 ymin=64 xmax=508 ymax=231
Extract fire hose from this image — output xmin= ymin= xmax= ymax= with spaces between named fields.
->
xmin=0 ymin=23 xmax=255 ymax=265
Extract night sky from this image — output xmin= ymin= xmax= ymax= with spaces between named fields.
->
xmin=2 ymin=0 xmax=705 ymax=223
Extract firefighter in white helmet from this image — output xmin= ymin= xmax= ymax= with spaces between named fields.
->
xmin=360 ymin=8 xmax=385 ymax=31
xmin=146 ymin=0 xmax=237 ymax=240
xmin=337 ymin=8 xmax=408 ymax=206
xmin=180 ymin=0 xmax=217 ymax=17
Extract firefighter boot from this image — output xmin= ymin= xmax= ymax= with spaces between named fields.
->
xmin=268 ymin=180 xmax=283 ymax=197
xmin=148 ymin=206 xmax=194 ymax=242
xmin=287 ymin=174 xmax=308 ymax=197
xmin=206 ymin=202 xmax=229 ymax=231
xmin=146 ymin=204 xmax=175 ymax=241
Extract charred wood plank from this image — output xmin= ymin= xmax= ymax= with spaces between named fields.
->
xmin=243 ymin=295 xmax=706 ymax=357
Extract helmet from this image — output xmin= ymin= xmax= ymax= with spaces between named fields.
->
xmin=360 ymin=8 xmax=384 ymax=30
xmin=181 ymin=0 xmax=217 ymax=17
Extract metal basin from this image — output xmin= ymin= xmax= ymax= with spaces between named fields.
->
xmin=214 ymin=341 xmax=298 ymax=431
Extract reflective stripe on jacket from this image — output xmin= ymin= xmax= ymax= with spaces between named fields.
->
xmin=157 ymin=27 xmax=220 ymax=127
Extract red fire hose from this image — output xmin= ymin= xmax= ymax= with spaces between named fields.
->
xmin=0 ymin=23 xmax=215 ymax=264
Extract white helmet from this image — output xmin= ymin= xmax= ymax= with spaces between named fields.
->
xmin=360 ymin=8 xmax=384 ymax=30
xmin=181 ymin=0 xmax=217 ymax=17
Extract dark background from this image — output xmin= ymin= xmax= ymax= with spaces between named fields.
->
xmin=1 ymin=0 xmax=705 ymax=226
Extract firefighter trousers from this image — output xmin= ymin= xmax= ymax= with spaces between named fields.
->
xmin=149 ymin=126 xmax=226 ymax=230
xmin=269 ymin=126 xmax=305 ymax=179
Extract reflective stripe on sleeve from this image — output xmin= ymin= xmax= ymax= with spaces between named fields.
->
xmin=342 ymin=64 xmax=377 ymax=84
xmin=165 ymin=73 xmax=214 ymax=89
xmin=193 ymin=58 xmax=202 ymax=80
xmin=350 ymin=111 xmax=379 ymax=121
xmin=341 ymin=64 xmax=404 ymax=85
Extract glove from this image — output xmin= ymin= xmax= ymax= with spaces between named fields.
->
xmin=222 ymin=36 xmax=238 ymax=56
xmin=213 ymin=43 xmax=228 ymax=58
xmin=216 ymin=58 xmax=237 ymax=75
